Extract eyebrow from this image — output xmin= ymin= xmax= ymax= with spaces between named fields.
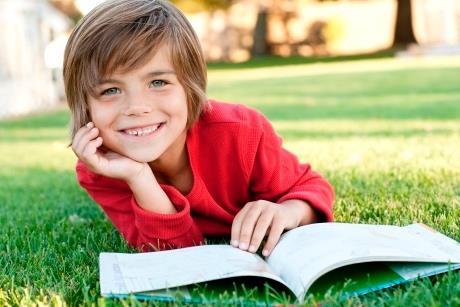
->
xmin=98 ymin=70 xmax=176 ymax=85
xmin=146 ymin=70 xmax=176 ymax=77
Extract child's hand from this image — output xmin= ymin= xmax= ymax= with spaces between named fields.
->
xmin=71 ymin=122 xmax=148 ymax=181
xmin=231 ymin=200 xmax=315 ymax=257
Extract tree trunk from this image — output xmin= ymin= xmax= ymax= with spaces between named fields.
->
xmin=393 ymin=0 xmax=417 ymax=47
xmin=251 ymin=7 xmax=268 ymax=56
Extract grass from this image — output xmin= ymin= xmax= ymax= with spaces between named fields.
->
xmin=206 ymin=49 xmax=395 ymax=70
xmin=1 ymin=55 xmax=460 ymax=306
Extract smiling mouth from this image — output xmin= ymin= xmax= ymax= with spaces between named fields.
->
xmin=121 ymin=122 xmax=165 ymax=137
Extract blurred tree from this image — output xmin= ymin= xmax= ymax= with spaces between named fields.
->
xmin=252 ymin=4 xmax=269 ymax=56
xmin=278 ymin=0 xmax=420 ymax=55
xmin=171 ymin=0 xmax=233 ymax=13
xmin=48 ymin=0 xmax=81 ymax=23
xmin=392 ymin=0 xmax=417 ymax=47
xmin=316 ymin=0 xmax=417 ymax=48
xmin=252 ymin=0 xmax=297 ymax=57
xmin=172 ymin=0 xmax=237 ymax=61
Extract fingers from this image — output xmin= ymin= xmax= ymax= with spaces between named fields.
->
xmin=231 ymin=201 xmax=281 ymax=254
xmin=81 ymin=136 xmax=104 ymax=166
xmin=248 ymin=210 xmax=274 ymax=253
xmin=262 ymin=218 xmax=284 ymax=256
xmin=72 ymin=122 xmax=95 ymax=152
xmin=231 ymin=202 xmax=256 ymax=249
xmin=71 ymin=122 xmax=103 ymax=165
xmin=237 ymin=203 xmax=264 ymax=252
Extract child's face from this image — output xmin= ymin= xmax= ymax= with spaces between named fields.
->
xmin=87 ymin=44 xmax=188 ymax=163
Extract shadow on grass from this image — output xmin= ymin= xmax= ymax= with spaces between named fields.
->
xmin=0 ymin=109 xmax=70 ymax=129
xmin=214 ymin=66 xmax=460 ymax=121
xmin=208 ymin=50 xmax=395 ymax=70
xmin=256 ymin=100 xmax=460 ymax=121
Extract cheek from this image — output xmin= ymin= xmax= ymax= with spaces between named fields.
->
xmin=89 ymin=104 xmax=116 ymax=128
xmin=164 ymin=90 xmax=188 ymax=118
xmin=177 ymin=89 xmax=189 ymax=116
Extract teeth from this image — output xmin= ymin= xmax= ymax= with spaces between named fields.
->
xmin=124 ymin=124 xmax=161 ymax=136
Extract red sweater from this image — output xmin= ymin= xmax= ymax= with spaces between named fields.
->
xmin=76 ymin=100 xmax=334 ymax=251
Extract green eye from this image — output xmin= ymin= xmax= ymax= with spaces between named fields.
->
xmin=151 ymin=80 xmax=166 ymax=88
xmin=102 ymin=88 xmax=120 ymax=96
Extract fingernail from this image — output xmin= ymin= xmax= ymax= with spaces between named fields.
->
xmin=239 ymin=242 xmax=248 ymax=250
xmin=86 ymin=122 xmax=93 ymax=128
xmin=248 ymin=245 xmax=257 ymax=253
xmin=262 ymin=249 xmax=270 ymax=256
xmin=231 ymin=240 xmax=239 ymax=247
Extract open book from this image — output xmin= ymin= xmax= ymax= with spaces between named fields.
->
xmin=100 ymin=223 xmax=460 ymax=303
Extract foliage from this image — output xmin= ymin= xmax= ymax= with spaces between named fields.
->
xmin=171 ymin=0 xmax=234 ymax=13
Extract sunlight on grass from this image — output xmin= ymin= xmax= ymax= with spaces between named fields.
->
xmin=0 ymin=142 xmax=75 ymax=171
xmin=274 ymin=119 xmax=460 ymax=172
xmin=273 ymin=119 xmax=460 ymax=135
xmin=287 ymin=136 xmax=460 ymax=171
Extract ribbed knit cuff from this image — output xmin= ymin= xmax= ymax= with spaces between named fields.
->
xmin=131 ymin=185 xmax=195 ymax=240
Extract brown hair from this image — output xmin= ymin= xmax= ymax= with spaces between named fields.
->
xmin=63 ymin=0 xmax=208 ymax=139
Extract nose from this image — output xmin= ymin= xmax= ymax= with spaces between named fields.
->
xmin=123 ymin=97 xmax=153 ymax=116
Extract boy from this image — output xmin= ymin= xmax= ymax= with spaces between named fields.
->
xmin=64 ymin=0 xmax=334 ymax=256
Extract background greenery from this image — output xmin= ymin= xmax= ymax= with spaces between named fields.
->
xmin=1 ymin=55 xmax=459 ymax=306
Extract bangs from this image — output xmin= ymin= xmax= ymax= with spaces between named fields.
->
xmin=85 ymin=16 xmax=171 ymax=98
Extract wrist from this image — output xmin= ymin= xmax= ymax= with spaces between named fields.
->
xmin=282 ymin=199 xmax=318 ymax=226
xmin=126 ymin=165 xmax=177 ymax=215
xmin=126 ymin=164 xmax=156 ymax=187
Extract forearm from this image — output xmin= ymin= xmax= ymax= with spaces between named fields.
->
xmin=126 ymin=167 xmax=177 ymax=214
xmin=280 ymin=199 xmax=318 ymax=226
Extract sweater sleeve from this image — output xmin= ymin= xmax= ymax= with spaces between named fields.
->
xmin=76 ymin=161 xmax=204 ymax=251
xmin=243 ymin=111 xmax=334 ymax=222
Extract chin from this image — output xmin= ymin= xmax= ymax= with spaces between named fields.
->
xmin=131 ymin=155 xmax=159 ymax=163
xmin=123 ymin=151 xmax=160 ymax=163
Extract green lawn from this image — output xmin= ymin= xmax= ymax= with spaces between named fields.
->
xmin=1 ymin=56 xmax=460 ymax=306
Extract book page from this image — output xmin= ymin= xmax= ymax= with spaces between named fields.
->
xmin=100 ymin=245 xmax=288 ymax=296
xmin=266 ymin=223 xmax=460 ymax=300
